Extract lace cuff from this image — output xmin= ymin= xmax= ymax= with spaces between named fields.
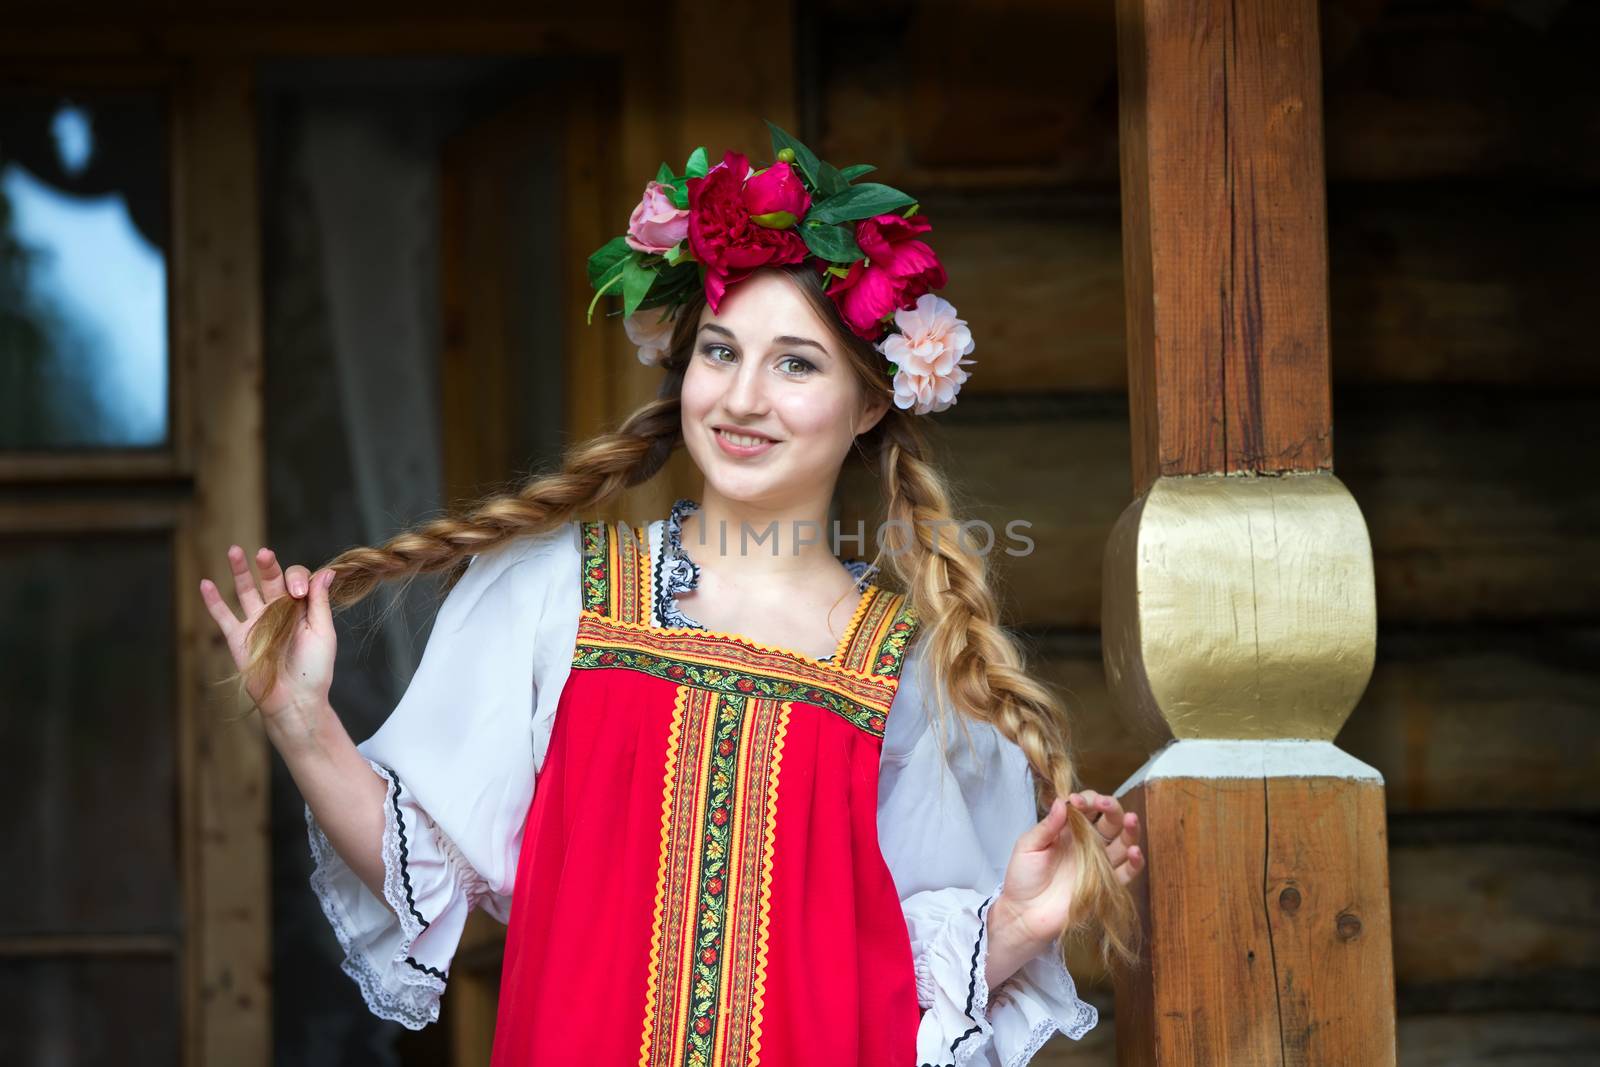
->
xmin=906 ymin=879 xmax=1099 ymax=1067
xmin=305 ymin=759 xmax=490 ymax=1030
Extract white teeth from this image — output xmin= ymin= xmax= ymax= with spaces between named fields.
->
xmin=718 ymin=430 xmax=773 ymax=448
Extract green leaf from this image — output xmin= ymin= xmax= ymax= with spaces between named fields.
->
xmin=655 ymin=161 xmax=674 ymax=186
xmin=799 ymin=220 xmax=863 ymax=262
xmin=764 ymin=119 xmax=823 ymax=192
xmin=638 ymin=262 xmax=701 ymax=309
xmin=814 ymin=159 xmax=848 ymax=198
xmin=839 ymin=164 xmax=876 ymax=182
xmin=586 ymin=236 xmax=632 ymax=288
xmin=668 ymin=178 xmax=689 ymax=210
xmin=685 ymin=146 xmax=709 ymax=178
xmin=808 ymin=183 xmax=917 ymax=225
xmin=622 ymin=255 xmax=655 ymax=317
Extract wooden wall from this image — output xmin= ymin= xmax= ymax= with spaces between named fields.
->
xmin=821 ymin=1 xmax=1600 ymax=1063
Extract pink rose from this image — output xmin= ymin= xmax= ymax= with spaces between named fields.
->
xmin=626 ymin=180 xmax=690 ymax=254
xmin=878 ymin=293 xmax=975 ymax=415
xmin=825 ymin=213 xmax=948 ymax=341
xmin=687 ymin=152 xmax=809 ymax=311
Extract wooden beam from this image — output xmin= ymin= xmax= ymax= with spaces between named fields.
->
xmin=176 ymin=59 xmax=271 ymax=1067
xmin=1107 ymin=1 xmax=1394 ymax=1062
xmin=1115 ymin=0 xmax=1332 ymax=493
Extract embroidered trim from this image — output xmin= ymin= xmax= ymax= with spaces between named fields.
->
xmin=576 ymin=517 xmax=920 ymax=735
xmin=573 ymin=614 xmax=896 ymax=736
xmin=915 ymin=881 xmax=1099 ymax=1067
xmin=637 ymin=687 xmax=789 ymax=1066
xmin=304 ymin=760 xmax=447 ymax=1030
xmin=656 ymin=497 xmax=883 ymax=660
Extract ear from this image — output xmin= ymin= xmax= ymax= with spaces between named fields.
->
xmin=855 ymin=389 xmax=892 ymax=437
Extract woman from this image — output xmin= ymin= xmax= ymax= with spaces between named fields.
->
xmin=201 ymin=133 xmax=1144 ymax=1066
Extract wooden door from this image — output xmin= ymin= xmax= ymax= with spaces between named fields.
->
xmin=0 ymin=59 xmax=270 ymax=1067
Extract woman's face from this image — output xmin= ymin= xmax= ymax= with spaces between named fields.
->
xmin=680 ymin=269 xmax=889 ymax=509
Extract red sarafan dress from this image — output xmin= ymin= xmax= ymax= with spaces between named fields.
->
xmin=489 ymin=518 xmax=925 ymax=1066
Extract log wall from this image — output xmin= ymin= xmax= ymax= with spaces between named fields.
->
xmin=821 ymin=1 xmax=1600 ymax=1062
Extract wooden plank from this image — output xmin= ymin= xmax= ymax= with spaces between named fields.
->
xmin=1396 ymin=1013 xmax=1600 ymax=1067
xmin=1111 ymin=775 xmax=1396 ymax=1064
xmin=1336 ymin=626 xmax=1600 ymax=812
xmin=920 ymin=198 xmax=1127 ymax=394
xmin=842 ymin=390 xmax=1600 ymax=627
xmin=1334 ymin=387 xmax=1600 ymax=622
xmin=1030 ymin=624 xmax=1600 ymax=817
xmin=0 ymin=11 xmax=620 ymax=58
xmin=175 ymin=59 xmax=270 ymax=1067
xmin=837 ymin=396 xmax=1131 ymax=630
xmin=1113 ymin=776 xmax=1392 ymax=1065
xmin=1264 ymin=777 xmax=1397 ymax=1063
xmin=810 ymin=0 xmax=1121 ymax=190
xmin=1328 ymin=187 xmax=1600 ymax=386
xmin=1116 ymin=0 xmax=1333 ymax=489
xmin=1322 ymin=2 xmax=1600 ymax=183
xmin=1388 ymin=814 xmax=1600 ymax=996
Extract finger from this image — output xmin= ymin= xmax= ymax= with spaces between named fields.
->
xmin=1018 ymin=796 xmax=1069 ymax=851
xmin=227 ymin=545 xmax=265 ymax=617
xmin=284 ymin=564 xmax=312 ymax=598
xmin=257 ymin=547 xmax=288 ymax=602
xmin=1100 ymin=813 xmax=1139 ymax=867
xmin=198 ymin=576 xmax=242 ymax=639
xmin=1093 ymin=795 xmax=1128 ymax=842
xmin=1116 ymin=845 xmax=1144 ymax=886
xmin=1119 ymin=811 xmax=1141 ymax=849
xmin=1069 ymin=790 xmax=1105 ymax=825
xmin=307 ymin=567 xmax=335 ymax=634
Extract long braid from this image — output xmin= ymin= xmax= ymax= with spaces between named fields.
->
xmin=232 ymin=393 xmax=683 ymax=710
xmin=877 ymin=415 xmax=1142 ymax=972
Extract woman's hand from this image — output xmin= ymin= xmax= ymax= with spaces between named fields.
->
xmin=198 ymin=545 xmax=337 ymax=723
xmin=993 ymin=789 xmax=1146 ymax=952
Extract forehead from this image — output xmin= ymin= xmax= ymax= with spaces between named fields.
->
xmin=696 ymin=271 xmax=832 ymax=340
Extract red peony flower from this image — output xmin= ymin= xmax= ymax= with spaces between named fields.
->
xmin=712 ymin=807 xmax=729 ymax=826
xmin=825 ymin=213 xmax=948 ymax=341
xmin=701 ymin=947 xmax=718 ymax=965
xmin=717 ymin=738 xmax=734 ymax=755
xmin=743 ymin=160 xmax=810 ymax=223
xmin=707 ymin=876 xmax=724 ymax=896
xmin=687 ymin=152 xmax=810 ymax=312
xmin=694 ymin=1017 xmax=711 ymax=1035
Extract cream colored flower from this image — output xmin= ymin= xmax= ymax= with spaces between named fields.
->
xmin=877 ymin=293 xmax=976 ymax=415
xmin=623 ymin=306 xmax=676 ymax=366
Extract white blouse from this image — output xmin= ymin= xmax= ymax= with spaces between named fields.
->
xmin=305 ymin=516 xmax=1099 ymax=1065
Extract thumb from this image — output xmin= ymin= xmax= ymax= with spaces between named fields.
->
xmin=308 ymin=568 xmax=335 ymax=633
xmin=1017 ymin=796 xmax=1069 ymax=852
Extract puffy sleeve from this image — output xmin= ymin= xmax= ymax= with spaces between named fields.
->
xmin=304 ymin=521 xmax=582 ymax=1030
xmin=878 ymin=639 xmax=1099 ymax=1066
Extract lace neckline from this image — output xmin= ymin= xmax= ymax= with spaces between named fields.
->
xmin=653 ymin=498 xmax=880 ymax=662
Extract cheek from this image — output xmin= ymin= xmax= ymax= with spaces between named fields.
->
xmin=679 ymin=366 xmax=716 ymax=424
xmin=773 ymin=388 xmax=857 ymax=443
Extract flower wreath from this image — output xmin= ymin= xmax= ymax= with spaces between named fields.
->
xmin=585 ymin=120 xmax=975 ymax=415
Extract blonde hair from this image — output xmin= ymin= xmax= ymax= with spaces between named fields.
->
xmin=234 ymin=263 xmax=1140 ymax=973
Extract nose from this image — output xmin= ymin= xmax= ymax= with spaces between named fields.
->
xmin=720 ymin=358 xmax=771 ymax=418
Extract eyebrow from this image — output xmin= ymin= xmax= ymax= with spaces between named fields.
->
xmin=700 ymin=323 xmax=829 ymax=355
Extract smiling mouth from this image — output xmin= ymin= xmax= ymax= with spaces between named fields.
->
xmin=714 ymin=427 xmax=780 ymax=448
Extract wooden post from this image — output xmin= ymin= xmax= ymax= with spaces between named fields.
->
xmin=1107 ymin=1 xmax=1396 ymax=1063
